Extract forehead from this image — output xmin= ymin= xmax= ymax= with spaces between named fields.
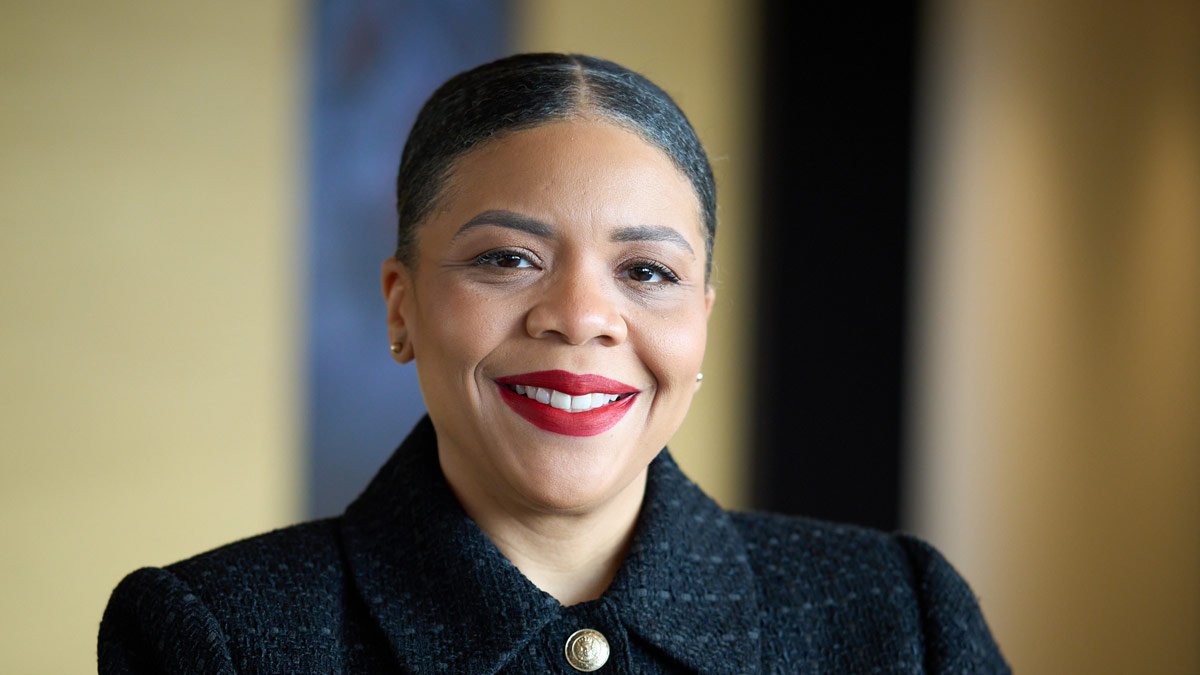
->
xmin=431 ymin=120 xmax=703 ymax=240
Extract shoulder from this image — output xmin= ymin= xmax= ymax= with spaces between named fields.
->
xmin=99 ymin=519 xmax=351 ymax=674
xmin=728 ymin=512 xmax=918 ymax=623
xmin=730 ymin=510 xmax=905 ymax=577
xmin=728 ymin=512 xmax=1010 ymax=673
xmin=99 ymin=565 xmax=237 ymax=674
xmin=166 ymin=517 xmax=345 ymax=596
xmin=730 ymin=511 xmax=958 ymax=593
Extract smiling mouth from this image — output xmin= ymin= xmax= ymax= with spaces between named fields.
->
xmin=494 ymin=370 xmax=640 ymax=437
xmin=501 ymin=384 xmax=635 ymax=413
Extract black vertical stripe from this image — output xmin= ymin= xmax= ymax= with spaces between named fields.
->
xmin=753 ymin=0 xmax=919 ymax=530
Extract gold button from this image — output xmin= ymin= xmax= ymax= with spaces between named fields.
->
xmin=564 ymin=628 xmax=610 ymax=672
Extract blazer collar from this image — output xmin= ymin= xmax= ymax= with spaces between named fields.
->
xmin=341 ymin=416 xmax=761 ymax=673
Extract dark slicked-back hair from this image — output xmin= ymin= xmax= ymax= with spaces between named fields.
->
xmin=394 ymin=53 xmax=717 ymax=278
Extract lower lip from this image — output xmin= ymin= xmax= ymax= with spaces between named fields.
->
xmin=497 ymin=385 xmax=637 ymax=437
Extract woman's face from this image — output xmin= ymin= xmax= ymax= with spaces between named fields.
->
xmin=382 ymin=119 xmax=713 ymax=513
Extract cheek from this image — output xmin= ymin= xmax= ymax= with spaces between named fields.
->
xmin=638 ymin=303 xmax=709 ymax=389
xmin=413 ymin=284 xmax=513 ymax=364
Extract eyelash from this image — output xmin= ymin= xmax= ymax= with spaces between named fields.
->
xmin=473 ymin=250 xmax=681 ymax=285
xmin=474 ymin=249 xmax=535 ymax=269
xmin=623 ymin=260 xmax=680 ymax=284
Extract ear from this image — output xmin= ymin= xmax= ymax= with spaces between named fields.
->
xmin=696 ymin=284 xmax=716 ymax=392
xmin=381 ymin=257 xmax=416 ymax=363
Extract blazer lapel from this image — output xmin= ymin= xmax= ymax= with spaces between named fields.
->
xmin=339 ymin=417 xmax=561 ymax=673
xmin=609 ymin=450 xmax=763 ymax=673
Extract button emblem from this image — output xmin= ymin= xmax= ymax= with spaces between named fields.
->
xmin=564 ymin=628 xmax=610 ymax=672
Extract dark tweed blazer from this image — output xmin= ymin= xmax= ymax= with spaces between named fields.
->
xmin=99 ymin=416 xmax=1008 ymax=674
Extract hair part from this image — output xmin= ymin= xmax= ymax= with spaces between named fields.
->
xmin=394 ymin=53 xmax=717 ymax=278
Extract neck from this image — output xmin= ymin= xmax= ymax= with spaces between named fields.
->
xmin=442 ymin=462 xmax=647 ymax=607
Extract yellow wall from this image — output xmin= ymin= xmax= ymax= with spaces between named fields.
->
xmin=908 ymin=1 xmax=1200 ymax=671
xmin=514 ymin=0 xmax=760 ymax=509
xmin=0 ymin=3 xmax=304 ymax=672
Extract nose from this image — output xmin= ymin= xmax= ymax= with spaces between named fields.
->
xmin=525 ymin=266 xmax=628 ymax=346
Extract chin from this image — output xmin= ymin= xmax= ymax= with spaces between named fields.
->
xmin=504 ymin=440 xmax=647 ymax=513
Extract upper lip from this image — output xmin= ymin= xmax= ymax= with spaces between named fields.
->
xmin=495 ymin=370 xmax=639 ymax=396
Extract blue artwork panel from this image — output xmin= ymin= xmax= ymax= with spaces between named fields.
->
xmin=307 ymin=0 xmax=507 ymax=517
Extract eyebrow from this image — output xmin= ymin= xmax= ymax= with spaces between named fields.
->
xmin=609 ymin=224 xmax=695 ymax=257
xmin=452 ymin=210 xmax=554 ymax=241
xmin=452 ymin=209 xmax=695 ymax=257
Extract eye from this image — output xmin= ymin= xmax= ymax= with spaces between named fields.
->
xmin=475 ymin=250 xmax=535 ymax=269
xmin=622 ymin=261 xmax=680 ymax=284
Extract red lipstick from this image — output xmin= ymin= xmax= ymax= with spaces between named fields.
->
xmin=495 ymin=370 xmax=640 ymax=437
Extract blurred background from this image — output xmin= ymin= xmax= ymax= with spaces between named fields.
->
xmin=1 ymin=1 xmax=1196 ymax=672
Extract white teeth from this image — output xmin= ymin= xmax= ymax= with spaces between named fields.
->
xmin=549 ymin=390 xmax=571 ymax=410
xmin=511 ymin=385 xmax=626 ymax=412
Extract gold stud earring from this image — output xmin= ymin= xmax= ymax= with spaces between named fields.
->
xmin=390 ymin=341 xmax=403 ymax=354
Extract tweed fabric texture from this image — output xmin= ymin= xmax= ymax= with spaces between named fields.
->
xmin=99 ymin=416 xmax=1009 ymax=673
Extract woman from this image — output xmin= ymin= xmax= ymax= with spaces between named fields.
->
xmin=99 ymin=53 xmax=1008 ymax=674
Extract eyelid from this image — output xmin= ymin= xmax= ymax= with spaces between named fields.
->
xmin=622 ymin=259 xmax=682 ymax=284
xmin=473 ymin=247 xmax=542 ymax=267
xmin=475 ymin=243 xmax=542 ymax=260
